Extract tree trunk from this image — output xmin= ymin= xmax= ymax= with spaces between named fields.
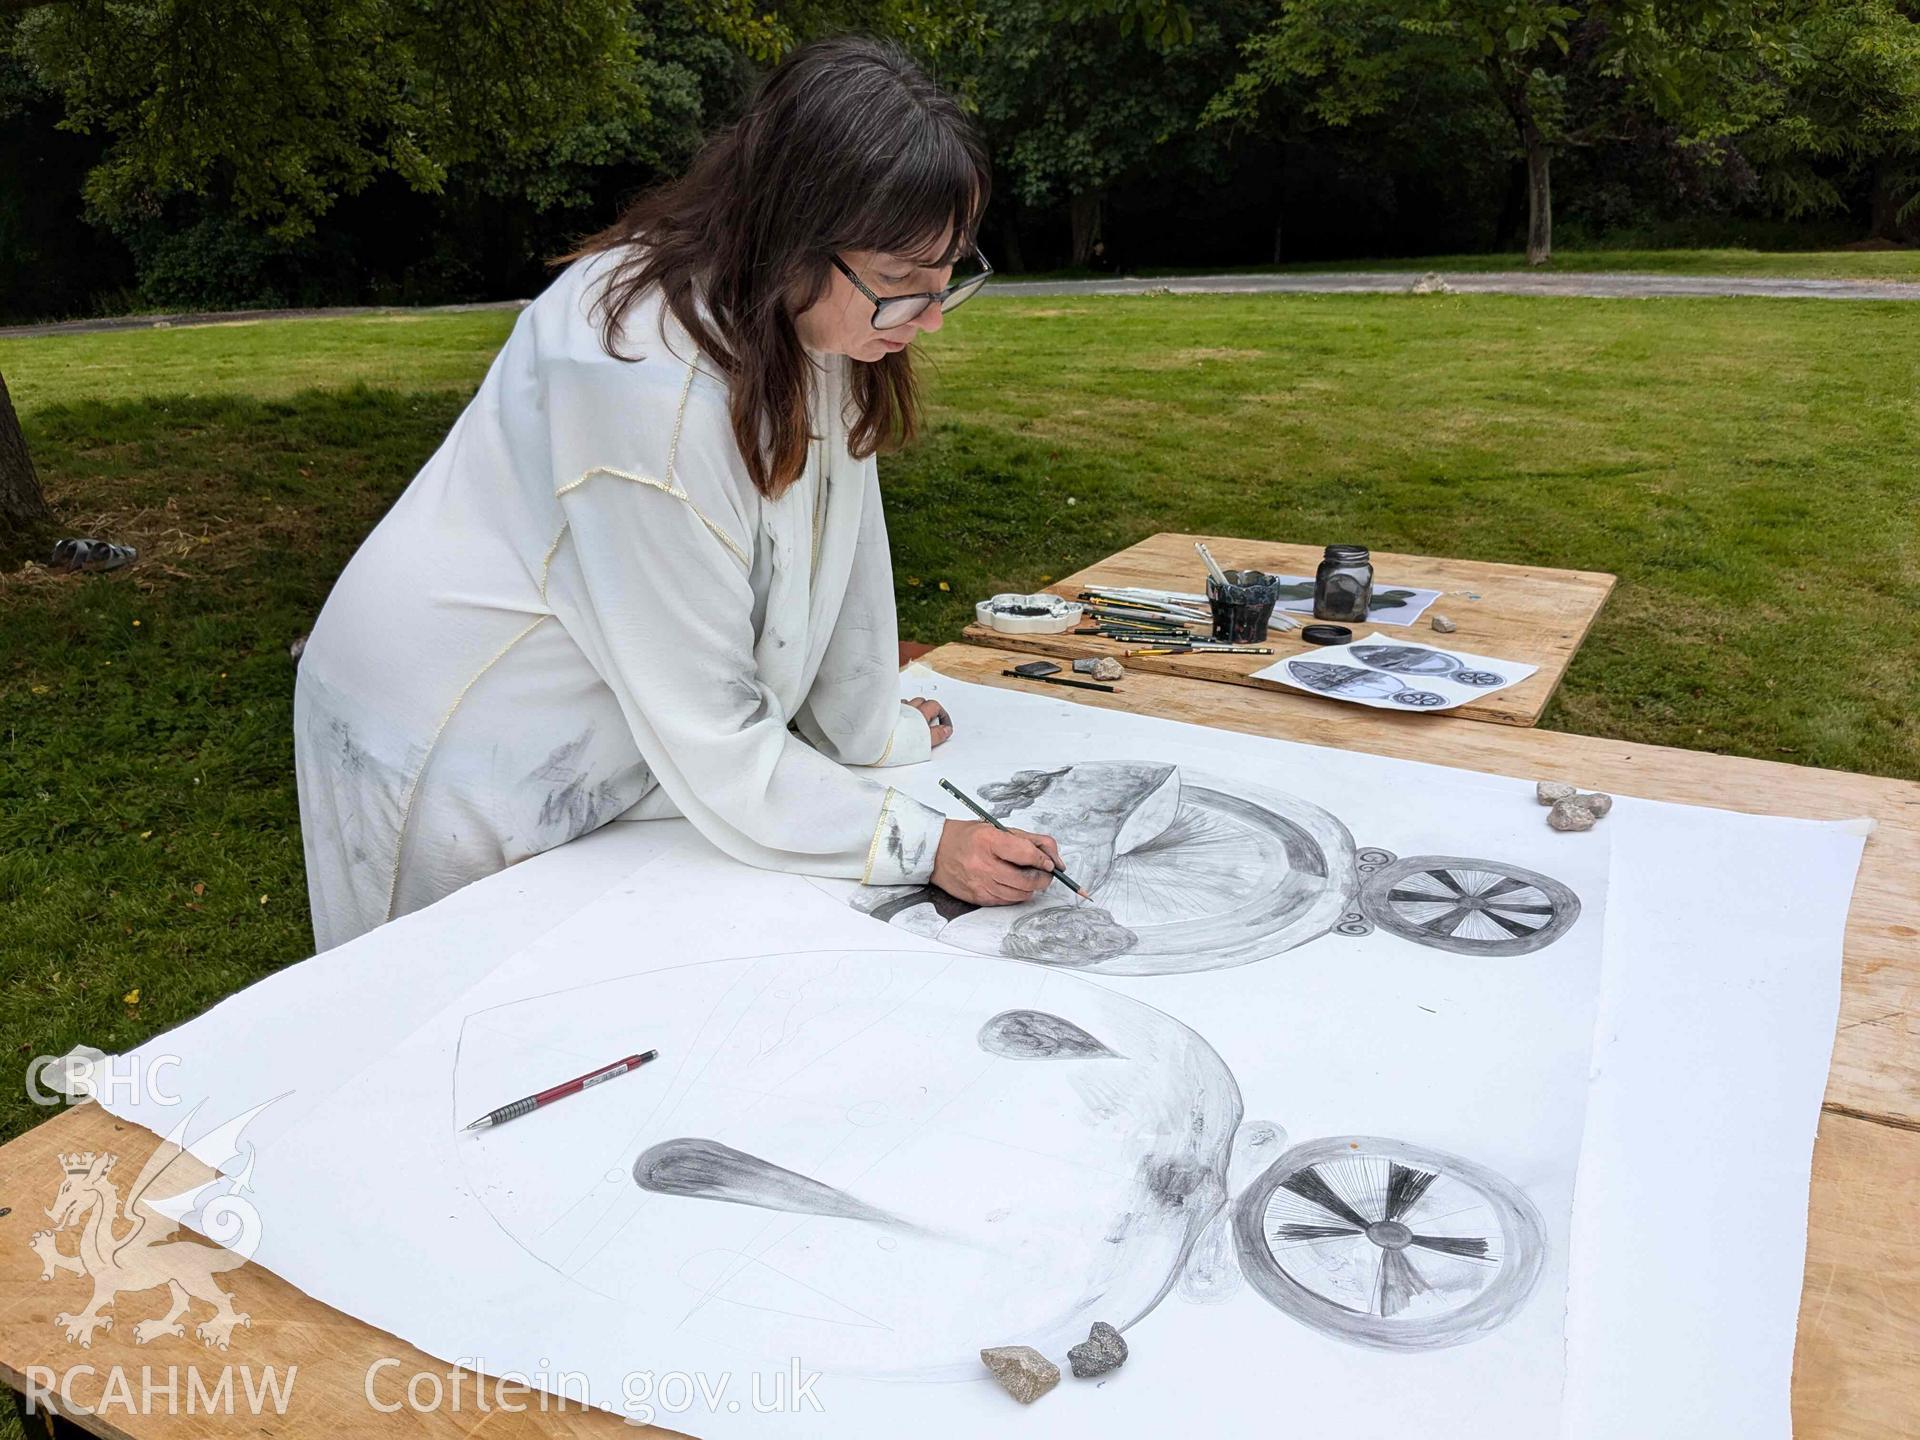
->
xmin=1069 ymin=192 xmax=1105 ymax=270
xmin=1523 ymin=129 xmax=1552 ymax=266
xmin=1271 ymin=213 xmax=1284 ymax=265
xmin=1488 ymin=58 xmax=1553 ymax=267
xmin=0 ymin=368 xmax=49 ymax=537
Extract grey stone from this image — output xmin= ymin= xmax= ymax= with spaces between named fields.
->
xmin=1580 ymin=791 xmax=1614 ymax=818
xmin=1068 ymin=1321 xmax=1129 ymax=1378
xmin=1429 ymin=613 xmax=1457 ymax=633
xmin=1536 ymin=780 xmax=1577 ymax=805
xmin=981 ymin=1345 xmax=1060 ymax=1404
xmin=1548 ymin=797 xmax=1596 ymax=832
xmin=1073 ymin=656 xmax=1125 ymax=681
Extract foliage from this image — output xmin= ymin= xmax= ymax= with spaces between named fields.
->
xmin=1733 ymin=0 xmax=1920 ymax=225
xmin=14 ymin=0 xmax=639 ymax=240
xmin=1205 ymin=0 xmax=1781 ymax=259
xmin=958 ymin=0 xmax=1264 ymax=220
xmin=4 ymin=0 xmax=1920 ymax=317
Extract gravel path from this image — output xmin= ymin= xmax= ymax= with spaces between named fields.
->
xmin=987 ymin=270 xmax=1920 ymax=301
xmin=6 ymin=268 xmax=1917 ymax=339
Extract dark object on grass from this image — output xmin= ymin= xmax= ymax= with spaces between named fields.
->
xmin=50 ymin=538 xmax=137 ymax=574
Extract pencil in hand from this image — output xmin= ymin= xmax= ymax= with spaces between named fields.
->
xmin=938 ymin=778 xmax=1091 ymax=901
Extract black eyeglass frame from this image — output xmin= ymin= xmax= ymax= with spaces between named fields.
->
xmin=830 ymin=246 xmax=994 ymax=331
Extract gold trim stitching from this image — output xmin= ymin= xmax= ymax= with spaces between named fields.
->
xmin=551 ymin=361 xmax=748 ymax=570
xmin=384 ymin=614 xmax=552 ymax=923
xmin=861 ymin=787 xmax=898 ymax=885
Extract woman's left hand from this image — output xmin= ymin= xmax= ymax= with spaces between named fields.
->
xmin=906 ymin=697 xmax=954 ymax=748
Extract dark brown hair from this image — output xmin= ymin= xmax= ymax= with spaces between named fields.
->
xmin=564 ymin=35 xmax=990 ymax=499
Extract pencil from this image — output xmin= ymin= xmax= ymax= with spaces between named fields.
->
xmin=1001 ymin=669 xmax=1118 ymax=694
xmin=938 ymin=778 xmax=1092 ymax=900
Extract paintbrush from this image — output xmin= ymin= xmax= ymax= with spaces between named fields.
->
xmin=939 ymin=778 xmax=1092 ymax=900
xmin=1194 ymin=540 xmax=1233 ymax=589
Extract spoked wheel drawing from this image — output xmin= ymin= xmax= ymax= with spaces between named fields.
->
xmin=1355 ymin=855 xmax=1580 ymax=957
xmin=1232 ymin=1136 xmax=1546 ymax=1350
xmin=1285 ymin=661 xmax=1447 ymax=709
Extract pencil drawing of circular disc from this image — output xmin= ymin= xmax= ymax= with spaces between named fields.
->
xmin=1233 ymin=1136 xmax=1546 ymax=1350
xmin=1452 ymin=670 xmax=1505 ymax=687
xmin=1388 ymin=690 xmax=1448 ymax=707
xmin=1358 ymin=855 xmax=1579 ymax=956
xmin=927 ymin=763 xmax=1359 ymax=974
xmin=1350 ymin=645 xmax=1458 ymax=676
xmin=453 ymin=950 xmax=1243 ymax=1381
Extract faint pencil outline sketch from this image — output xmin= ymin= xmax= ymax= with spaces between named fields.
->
xmin=1232 ymin=1135 xmax=1547 ymax=1350
xmin=452 ymin=949 xmax=1253 ymax=1382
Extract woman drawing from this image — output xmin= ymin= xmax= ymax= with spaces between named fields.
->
xmin=294 ymin=37 xmax=1061 ymax=951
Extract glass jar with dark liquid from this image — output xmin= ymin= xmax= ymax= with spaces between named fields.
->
xmin=1313 ymin=545 xmax=1374 ymax=622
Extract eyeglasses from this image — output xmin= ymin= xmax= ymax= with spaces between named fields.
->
xmin=831 ymin=245 xmax=993 ymax=330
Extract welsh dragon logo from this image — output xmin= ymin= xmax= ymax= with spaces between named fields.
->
xmin=29 ymin=1099 xmax=276 ymax=1349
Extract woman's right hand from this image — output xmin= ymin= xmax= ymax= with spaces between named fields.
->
xmin=932 ymin=820 xmax=1063 ymax=906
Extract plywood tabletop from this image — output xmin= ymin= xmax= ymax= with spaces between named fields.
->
xmin=960 ymin=532 xmax=1616 ymax=728
xmin=0 ymin=1103 xmax=656 ymax=1439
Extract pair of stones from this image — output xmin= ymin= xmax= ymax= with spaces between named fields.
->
xmin=981 ymin=1321 xmax=1129 ymax=1404
xmin=1537 ymin=779 xmax=1613 ymax=832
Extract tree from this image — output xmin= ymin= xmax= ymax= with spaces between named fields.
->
xmin=1209 ymin=0 xmax=1768 ymax=265
xmin=0 ymin=0 xmax=984 ymax=541
xmin=0 ymin=371 xmax=47 ymax=537
xmin=1732 ymin=0 xmax=1920 ymax=237
xmin=0 ymin=0 xmax=636 ymax=539
xmin=959 ymin=0 xmax=1264 ymax=268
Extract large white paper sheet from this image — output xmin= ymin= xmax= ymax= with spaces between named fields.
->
xmin=90 ymin=669 xmax=1868 ymax=1440
xmin=1559 ymin=802 xmax=1868 ymax=1440
xmin=99 ymin=819 xmax=681 ymax=1156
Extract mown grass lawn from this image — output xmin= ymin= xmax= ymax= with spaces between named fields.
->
xmin=3 ymin=291 xmax=1917 ymax=1148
